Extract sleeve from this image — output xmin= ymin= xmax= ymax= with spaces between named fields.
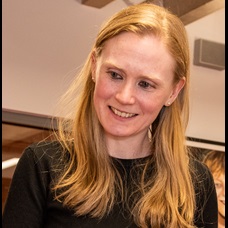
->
xmin=2 ymin=146 xmax=49 ymax=228
xmin=194 ymin=161 xmax=218 ymax=228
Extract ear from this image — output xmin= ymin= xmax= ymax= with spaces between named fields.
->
xmin=165 ymin=77 xmax=186 ymax=106
xmin=91 ymin=51 xmax=96 ymax=82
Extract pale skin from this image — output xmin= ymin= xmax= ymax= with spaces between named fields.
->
xmin=214 ymin=173 xmax=225 ymax=228
xmin=92 ymin=32 xmax=185 ymax=159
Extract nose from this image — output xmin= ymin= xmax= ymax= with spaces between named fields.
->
xmin=115 ymin=83 xmax=136 ymax=105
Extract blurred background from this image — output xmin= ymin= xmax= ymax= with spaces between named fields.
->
xmin=2 ymin=0 xmax=225 ymax=212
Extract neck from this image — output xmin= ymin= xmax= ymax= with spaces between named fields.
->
xmin=105 ymin=132 xmax=151 ymax=159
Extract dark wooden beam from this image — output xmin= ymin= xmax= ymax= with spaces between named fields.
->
xmin=81 ymin=0 xmax=114 ymax=8
xmin=81 ymin=0 xmax=224 ymax=25
xmin=163 ymin=0 xmax=213 ymax=17
xmin=2 ymin=108 xmax=58 ymax=130
xmin=162 ymin=0 xmax=225 ymax=25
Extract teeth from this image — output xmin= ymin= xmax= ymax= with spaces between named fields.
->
xmin=111 ymin=107 xmax=136 ymax=118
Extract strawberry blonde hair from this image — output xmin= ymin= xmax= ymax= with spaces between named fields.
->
xmin=52 ymin=3 xmax=196 ymax=227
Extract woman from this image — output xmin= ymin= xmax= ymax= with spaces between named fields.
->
xmin=203 ymin=150 xmax=225 ymax=228
xmin=3 ymin=3 xmax=218 ymax=228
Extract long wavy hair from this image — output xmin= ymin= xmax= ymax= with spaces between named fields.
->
xmin=52 ymin=3 xmax=196 ymax=227
xmin=203 ymin=150 xmax=225 ymax=177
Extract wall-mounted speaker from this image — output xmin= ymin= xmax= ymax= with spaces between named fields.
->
xmin=193 ymin=39 xmax=225 ymax=71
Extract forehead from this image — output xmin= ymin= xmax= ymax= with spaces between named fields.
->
xmin=101 ymin=32 xmax=175 ymax=68
xmin=97 ymin=32 xmax=176 ymax=83
xmin=213 ymin=172 xmax=225 ymax=181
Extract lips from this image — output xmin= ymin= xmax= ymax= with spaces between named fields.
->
xmin=110 ymin=106 xmax=137 ymax=118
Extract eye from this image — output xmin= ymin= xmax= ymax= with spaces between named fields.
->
xmin=215 ymin=182 xmax=222 ymax=189
xmin=138 ymin=80 xmax=154 ymax=89
xmin=108 ymin=71 xmax=122 ymax=80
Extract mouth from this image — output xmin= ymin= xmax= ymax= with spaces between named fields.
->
xmin=109 ymin=106 xmax=138 ymax=118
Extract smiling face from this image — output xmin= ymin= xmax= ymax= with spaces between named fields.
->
xmin=92 ymin=32 xmax=185 ymax=146
xmin=214 ymin=173 xmax=225 ymax=220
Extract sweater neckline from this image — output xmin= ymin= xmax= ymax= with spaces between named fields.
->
xmin=110 ymin=155 xmax=152 ymax=167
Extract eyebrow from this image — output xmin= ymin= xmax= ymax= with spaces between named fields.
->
xmin=104 ymin=61 xmax=125 ymax=74
xmin=103 ymin=61 xmax=163 ymax=85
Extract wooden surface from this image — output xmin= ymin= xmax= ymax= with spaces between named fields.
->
xmin=2 ymin=123 xmax=52 ymax=213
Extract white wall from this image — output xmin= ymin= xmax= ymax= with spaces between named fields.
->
xmin=185 ymin=8 xmax=225 ymax=145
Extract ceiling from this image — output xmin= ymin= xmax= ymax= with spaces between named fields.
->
xmin=2 ymin=0 xmax=225 ymax=150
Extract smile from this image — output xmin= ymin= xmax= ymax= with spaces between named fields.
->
xmin=110 ymin=106 xmax=137 ymax=118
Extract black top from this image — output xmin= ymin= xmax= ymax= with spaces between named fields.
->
xmin=2 ymin=141 xmax=218 ymax=228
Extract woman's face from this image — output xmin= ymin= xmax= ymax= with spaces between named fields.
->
xmin=92 ymin=32 xmax=185 ymax=140
xmin=214 ymin=173 xmax=225 ymax=219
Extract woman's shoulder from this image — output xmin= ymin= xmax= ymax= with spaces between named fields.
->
xmin=25 ymin=140 xmax=63 ymax=154
xmin=190 ymin=157 xmax=215 ymax=193
xmin=190 ymin=156 xmax=212 ymax=176
xmin=20 ymin=140 xmax=65 ymax=169
xmin=190 ymin=158 xmax=218 ymax=226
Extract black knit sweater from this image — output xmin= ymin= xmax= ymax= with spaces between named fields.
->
xmin=2 ymin=141 xmax=218 ymax=228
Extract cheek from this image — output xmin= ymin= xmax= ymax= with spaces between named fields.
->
xmin=141 ymin=92 xmax=167 ymax=111
xmin=93 ymin=78 xmax=113 ymax=103
xmin=216 ymin=188 xmax=223 ymax=196
xmin=216 ymin=190 xmax=221 ymax=197
xmin=139 ymin=96 xmax=165 ymax=118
